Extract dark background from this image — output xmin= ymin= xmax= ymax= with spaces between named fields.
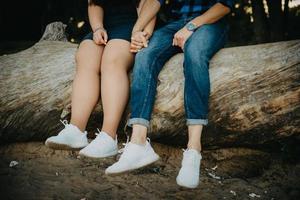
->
xmin=0 ymin=0 xmax=299 ymax=55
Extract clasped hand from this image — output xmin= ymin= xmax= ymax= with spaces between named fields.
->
xmin=130 ymin=27 xmax=193 ymax=53
xmin=130 ymin=31 xmax=150 ymax=53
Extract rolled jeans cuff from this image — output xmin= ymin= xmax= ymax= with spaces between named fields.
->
xmin=127 ymin=118 xmax=150 ymax=128
xmin=186 ymin=119 xmax=208 ymax=126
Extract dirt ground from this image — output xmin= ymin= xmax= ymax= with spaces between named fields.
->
xmin=0 ymin=142 xmax=299 ymax=200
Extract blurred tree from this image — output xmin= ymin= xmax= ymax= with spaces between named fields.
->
xmin=0 ymin=0 xmax=299 ymax=54
xmin=283 ymin=0 xmax=290 ymax=37
xmin=266 ymin=0 xmax=284 ymax=41
xmin=251 ymin=0 xmax=268 ymax=42
xmin=227 ymin=0 xmax=253 ymax=45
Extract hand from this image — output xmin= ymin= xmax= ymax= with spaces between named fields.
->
xmin=173 ymin=27 xmax=193 ymax=50
xmin=130 ymin=31 xmax=148 ymax=53
xmin=93 ymin=28 xmax=108 ymax=45
xmin=143 ymin=30 xmax=152 ymax=40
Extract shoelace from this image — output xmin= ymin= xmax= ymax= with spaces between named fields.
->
xmin=60 ymin=119 xmax=69 ymax=126
xmin=95 ymin=128 xmax=101 ymax=136
xmin=118 ymin=137 xmax=151 ymax=154
xmin=118 ymin=135 xmax=130 ymax=154
xmin=56 ymin=119 xmax=69 ymax=136
xmin=59 ymin=119 xmax=87 ymax=136
xmin=95 ymin=128 xmax=117 ymax=139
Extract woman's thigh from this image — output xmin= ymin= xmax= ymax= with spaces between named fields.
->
xmin=101 ymin=39 xmax=134 ymax=72
xmin=76 ymin=40 xmax=105 ymax=73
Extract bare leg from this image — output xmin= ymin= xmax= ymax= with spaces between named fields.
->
xmin=187 ymin=125 xmax=203 ymax=152
xmin=70 ymin=40 xmax=104 ymax=131
xmin=100 ymin=39 xmax=134 ymax=139
xmin=130 ymin=124 xmax=148 ymax=144
xmin=130 ymin=124 xmax=203 ymax=148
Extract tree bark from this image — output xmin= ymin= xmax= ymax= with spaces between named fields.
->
xmin=0 ymin=22 xmax=299 ymax=148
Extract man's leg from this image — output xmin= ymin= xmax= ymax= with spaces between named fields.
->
xmin=184 ymin=19 xmax=228 ymax=149
xmin=176 ymin=19 xmax=229 ymax=188
xmin=128 ymin=21 xmax=183 ymax=144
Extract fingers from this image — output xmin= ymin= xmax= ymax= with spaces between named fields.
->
xmin=102 ymin=31 xmax=108 ymax=44
xmin=181 ymin=40 xmax=186 ymax=51
xmin=131 ymin=32 xmax=148 ymax=47
xmin=173 ymin=35 xmax=178 ymax=46
xmin=141 ymin=32 xmax=148 ymax=47
xmin=99 ymin=31 xmax=106 ymax=44
xmin=178 ymin=37 xmax=183 ymax=48
xmin=93 ymin=31 xmax=107 ymax=45
xmin=141 ymin=36 xmax=148 ymax=48
xmin=130 ymin=43 xmax=143 ymax=50
xmin=131 ymin=40 xmax=143 ymax=46
xmin=130 ymin=31 xmax=153 ymax=53
xmin=173 ymin=34 xmax=185 ymax=49
xmin=130 ymin=43 xmax=143 ymax=53
xmin=93 ymin=33 xmax=101 ymax=45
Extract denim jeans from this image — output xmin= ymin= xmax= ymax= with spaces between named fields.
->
xmin=128 ymin=16 xmax=229 ymax=128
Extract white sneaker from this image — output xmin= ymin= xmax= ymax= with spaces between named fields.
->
xmin=176 ymin=149 xmax=202 ymax=189
xmin=105 ymin=138 xmax=160 ymax=174
xmin=79 ymin=130 xmax=118 ymax=158
xmin=45 ymin=120 xmax=88 ymax=150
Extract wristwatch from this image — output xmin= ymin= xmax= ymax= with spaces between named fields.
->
xmin=185 ymin=22 xmax=197 ymax=32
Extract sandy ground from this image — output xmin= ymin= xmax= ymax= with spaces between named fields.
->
xmin=0 ymin=142 xmax=299 ymax=200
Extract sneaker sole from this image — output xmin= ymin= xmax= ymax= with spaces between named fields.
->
xmin=45 ymin=141 xmax=86 ymax=151
xmin=176 ymin=179 xmax=199 ymax=189
xmin=105 ymin=155 xmax=160 ymax=176
xmin=78 ymin=150 xmax=118 ymax=159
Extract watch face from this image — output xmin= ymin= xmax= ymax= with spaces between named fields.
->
xmin=186 ymin=23 xmax=196 ymax=31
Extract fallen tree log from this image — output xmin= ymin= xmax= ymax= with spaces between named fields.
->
xmin=0 ymin=22 xmax=299 ymax=148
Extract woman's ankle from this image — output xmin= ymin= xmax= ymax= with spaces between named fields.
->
xmin=69 ymin=120 xmax=86 ymax=132
xmin=101 ymin=129 xmax=117 ymax=140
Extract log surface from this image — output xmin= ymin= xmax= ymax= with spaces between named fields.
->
xmin=0 ymin=22 xmax=299 ymax=147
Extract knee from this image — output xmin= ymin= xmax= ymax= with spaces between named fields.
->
xmin=132 ymin=61 xmax=150 ymax=79
xmin=135 ymin=46 xmax=157 ymax=65
xmin=184 ymin=41 xmax=210 ymax=64
xmin=133 ymin=47 xmax=158 ymax=75
xmin=100 ymin=56 xmax=127 ymax=75
xmin=183 ymin=43 xmax=211 ymax=77
xmin=75 ymin=49 xmax=100 ymax=74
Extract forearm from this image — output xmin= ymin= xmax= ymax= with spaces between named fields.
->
xmin=190 ymin=3 xmax=231 ymax=28
xmin=133 ymin=0 xmax=160 ymax=33
xmin=137 ymin=0 xmax=157 ymax=37
xmin=88 ymin=2 xmax=104 ymax=32
xmin=143 ymin=16 xmax=156 ymax=37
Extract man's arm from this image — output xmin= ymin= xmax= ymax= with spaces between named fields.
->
xmin=130 ymin=0 xmax=160 ymax=52
xmin=189 ymin=2 xmax=231 ymax=28
xmin=132 ymin=0 xmax=161 ymax=33
xmin=173 ymin=2 xmax=233 ymax=49
xmin=137 ymin=0 xmax=157 ymax=38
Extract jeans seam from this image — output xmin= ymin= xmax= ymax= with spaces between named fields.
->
xmin=139 ymin=44 xmax=176 ymax=119
xmin=183 ymin=65 xmax=191 ymax=119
